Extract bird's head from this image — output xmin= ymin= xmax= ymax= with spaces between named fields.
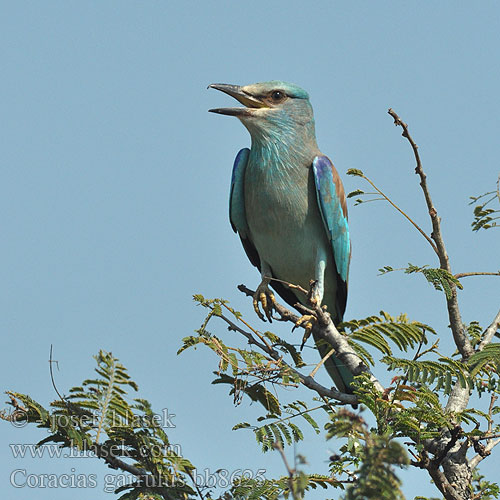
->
xmin=209 ymin=81 xmax=317 ymax=146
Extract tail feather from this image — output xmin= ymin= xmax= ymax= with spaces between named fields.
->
xmin=267 ymin=275 xmax=353 ymax=395
xmin=313 ymin=331 xmax=354 ymax=394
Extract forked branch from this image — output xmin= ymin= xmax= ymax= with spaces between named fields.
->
xmin=388 ymin=108 xmax=473 ymax=361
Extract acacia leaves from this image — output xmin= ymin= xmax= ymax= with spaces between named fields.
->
xmin=379 ymin=263 xmax=463 ymax=299
xmin=3 ymin=351 xmax=197 ymax=500
xmin=470 ymin=177 xmax=500 ymax=231
xmin=234 ymin=400 xmax=324 ymax=453
xmin=341 ymin=311 xmax=434 ymax=362
xmin=326 ymin=409 xmax=409 ymax=500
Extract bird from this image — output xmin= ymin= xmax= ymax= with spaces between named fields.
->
xmin=209 ymin=81 xmax=352 ymax=394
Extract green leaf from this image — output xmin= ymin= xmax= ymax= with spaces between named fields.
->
xmin=346 ymin=168 xmax=364 ymax=177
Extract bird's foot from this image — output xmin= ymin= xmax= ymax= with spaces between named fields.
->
xmin=293 ymin=314 xmax=317 ymax=350
xmin=253 ymin=279 xmax=277 ymax=322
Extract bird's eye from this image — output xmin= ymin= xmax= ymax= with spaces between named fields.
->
xmin=270 ymin=90 xmax=286 ymax=102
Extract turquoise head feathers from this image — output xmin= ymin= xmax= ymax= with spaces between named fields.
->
xmin=208 ymin=81 xmax=318 ymax=150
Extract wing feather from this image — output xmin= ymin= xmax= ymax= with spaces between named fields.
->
xmin=312 ymin=155 xmax=351 ymax=318
xmin=229 ymin=148 xmax=260 ymax=269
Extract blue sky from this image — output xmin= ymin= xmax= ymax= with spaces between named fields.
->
xmin=1 ymin=1 xmax=499 ymax=499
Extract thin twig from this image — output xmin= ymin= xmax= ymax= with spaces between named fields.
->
xmin=472 ymin=433 xmax=500 ymax=441
xmin=214 ymin=302 xmax=359 ymax=405
xmin=359 ymin=174 xmax=439 ymax=255
xmin=389 ymin=109 xmax=477 ymax=499
xmin=455 ymin=272 xmax=500 ymax=279
xmin=274 ymin=441 xmax=298 ymax=500
xmin=49 ymin=345 xmax=67 ymax=405
xmin=309 ymin=348 xmax=335 ymax=378
xmin=267 ymin=276 xmax=308 ymax=296
xmin=320 ymin=394 xmax=339 ymax=414
xmin=92 ymin=444 xmax=177 ymax=499
xmin=239 ymin=284 xmax=385 ymax=395
xmin=220 ymin=301 xmax=274 ymax=351
xmin=187 ymin=469 xmax=206 ymax=500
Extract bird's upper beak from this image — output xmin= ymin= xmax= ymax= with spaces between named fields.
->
xmin=208 ymin=83 xmax=267 ymax=116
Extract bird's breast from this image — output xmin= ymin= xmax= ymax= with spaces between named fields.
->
xmin=244 ymin=156 xmax=329 ymax=288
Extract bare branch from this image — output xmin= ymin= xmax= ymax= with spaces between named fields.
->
xmin=444 ymin=384 xmax=471 ymax=413
xmin=470 ymin=394 xmax=499 ymax=469
xmin=388 ymin=109 xmax=478 ymax=499
xmin=470 ymin=438 xmax=500 ymax=469
xmin=427 ymin=465 xmax=464 ymax=500
xmin=313 ymin=303 xmax=385 ymax=393
xmin=274 ymin=441 xmax=298 ymax=500
xmin=220 ymin=301 xmax=274 ymax=351
xmin=478 ymin=309 xmax=500 ymax=351
xmin=388 ymin=108 xmax=473 ymax=361
xmin=92 ymin=444 xmax=180 ymax=498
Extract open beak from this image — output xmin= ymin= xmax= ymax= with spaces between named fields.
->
xmin=208 ymin=83 xmax=267 ymax=116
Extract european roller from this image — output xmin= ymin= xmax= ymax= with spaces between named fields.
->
xmin=209 ymin=81 xmax=352 ymax=394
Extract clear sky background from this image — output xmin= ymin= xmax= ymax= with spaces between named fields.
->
xmin=1 ymin=2 xmax=499 ymax=499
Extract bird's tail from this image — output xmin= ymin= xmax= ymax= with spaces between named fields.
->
xmin=312 ymin=331 xmax=354 ymax=395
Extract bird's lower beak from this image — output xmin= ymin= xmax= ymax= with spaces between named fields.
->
xmin=208 ymin=83 xmax=267 ymax=116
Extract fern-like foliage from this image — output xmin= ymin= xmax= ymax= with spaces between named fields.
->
xmin=379 ymin=264 xmax=463 ymax=299
xmin=226 ymin=472 xmax=342 ymax=500
xmin=467 ymin=343 xmax=500 ymax=395
xmin=233 ymin=400 xmax=326 ymax=452
xmin=325 ymin=408 xmax=409 ymax=500
xmin=341 ymin=311 xmax=435 ymax=360
xmin=382 ymin=355 xmax=471 ymax=394
xmin=471 ymin=470 xmax=500 ymax=500
xmin=182 ymin=295 xmax=304 ymax=415
xmin=468 ymin=343 xmax=500 ymax=374
xmin=3 ymin=351 xmax=197 ymax=500
xmin=212 ymin=372 xmax=282 ymax=414
xmin=63 ymin=351 xmax=138 ymax=443
xmin=184 ymin=293 xmax=500 ymax=499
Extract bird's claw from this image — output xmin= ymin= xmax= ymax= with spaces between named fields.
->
xmin=293 ymin=314 xmax=317 ymax=350
xmin=253 ymin=282 xmax=277 ymax=322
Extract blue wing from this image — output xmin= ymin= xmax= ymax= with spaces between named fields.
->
xmin=229 ymin=148 xmax=261 ymax=270
xmin=312 ymin=155 xmax=350 ymax=285
xmin=313 ymin=156 xmax=353 ymax=393
xmin=229 ymin=148 xmax=250 ymax=237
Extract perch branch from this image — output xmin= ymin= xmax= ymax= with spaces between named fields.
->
xmin=238 ymin=284 xmax=384 ymax=395
xmin=214 ymin=295 xmax=359 ymax=405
